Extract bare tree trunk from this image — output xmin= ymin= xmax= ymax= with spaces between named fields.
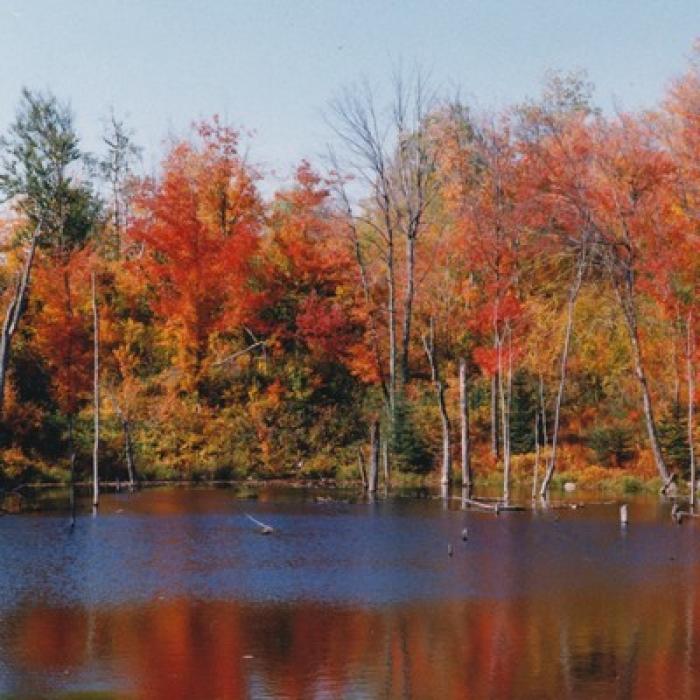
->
xmin=617 ymin=284 xmax=672 ymax=487
xmin=383 ymin=227 xmax=397 ymax=490
xmin=497 ymin=336 xmax=505 ymax=493
xmin=630 ymin=328 xmax=671 ymax=486
xmin=674 ymin=308 xmax=683 ymax=420
xmin=688 ymin=310 xmax=696 ymax=509
xmin=605 ymin=257 xmax=672 ymax=487
xmin=109 ymin=394 xmax=137 ymax=489
xmin=506 ymin=328 xmax=513 ymax=501
xmin=538 ymin=374 xmax=548 ymax=448
xmin=422 ymin=321 xmax=452 ymax=486
xmin=357 ymin=448 xmax=367 ymax=489
xmin=491 ymin=372 xmax=499 ymax=459
xmin=368 ymin=421 xmax=380 ymax=493
xmin=91 ymin=272 xmax=100 ymax=510
xmin=327 ymin=75 xmax=436 ymax=432
xmin=459 ymin=358 xmax=472 ymax=496
xmin=340 ymin=198 xmax=390 ymax=408
xmin=0 ymin=225 xmax=40 ymax=418
xmin=387 ymin=237 xmax=397 ymax=418
xmin=122 ymin=418 xmax=136 ymax=490
xmin=382 ymin=437 xmax=390 ymax=488
xmin=68 ymin=414 xmax=77 ymax=528
xmin=356 ymin=245 xmax=389 ymax=407
xmin=492 ymin=257 xmax=501 ymax=462
xmin=438 ymin=386 xmax=451 ymax=486
xmin=400 ymin=235 xmax=416 ymax=386
xmin=498 ymin=325 xmax=512 ymax=504
xmin=532 ymin=411 xmax=540 ymax=501
xmin=540 ymin=253 xmax=585 ymax=497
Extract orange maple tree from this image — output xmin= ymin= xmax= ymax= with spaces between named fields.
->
xmin=128 ymin=118 xmax=263 ymax=388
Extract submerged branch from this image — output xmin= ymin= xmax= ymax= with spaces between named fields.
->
xmin=244 ymin=512 xmax=275 ymax=534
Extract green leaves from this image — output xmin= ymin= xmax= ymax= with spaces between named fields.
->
xmin=0 ymin=88 xmax=100 ymax=252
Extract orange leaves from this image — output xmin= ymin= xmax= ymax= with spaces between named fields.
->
xmin=127 ymin=119 xmax=263 ymax=384
xmin=590 ymin=118 xmax=675 ymax=223
xmin=432 ymin=113 xmax=531 ymax=379
xmin=587 ymin=116 xmax=691 ymax=317
xmin=268 ymin=161 xmax=349 ymax=289
xmin=30 ymin=248 xmax=96 ymax=415
xmin=261 ymin=162 xmax=358 ymax=362
xmin=517 ymin=112 xmax=596 ymax=241
xmin=344 ymin=341 xmax=382 ymax=385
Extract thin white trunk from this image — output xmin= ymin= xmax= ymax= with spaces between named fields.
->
xmin=400 ymin=235 xmax=416 ymax=385
xmin=345 ymin=211 xmax=390 ymax=408
xmin=506 ymin=328 xmax=513 ymax=501
xmin=498 ymin=324 xmax=512 ymax=504
xmin=91 ymin=272 xmax=100 ymax=509
xmin=613 ymin=271 xmax=672 ymax=487
xmin=626 ymin=305 xmax=671 ymax=486
xmin=68 ymin=414 xmax=77 ymax=528
xmin=123 ymin=420 xmax=135 ymax=490
xmin=540 ymin=254 xmax=585 ymax=497
xmin=387 ymin=226 xmax=397 ymax=419
xmin=368 ymin=421 xmax=380 ymax=493
xmin=459 ymin=358 xmax=472 ymax=495
xmin=422 ymin=321 xmax=451 ymax=486
xmin=674 ymin=309 xmax=683 ymax=418
xmin=688 ymin=310 xmax=696 ymax=508
xmin=491 ymin=371 xmax=499 ymax=458
xmin=0 ymin=224 xmax=40 ymax=417
xmin=382 ymin=437 xmax=390 ymax=488
xmin=357 ymin=448 xmax=367 ymax=489
xmin=109 ymin=394 xmax=137 ymax=489
xmin=538 ymin=374 xmax=548 ymax=448
xmin=532 ymin=411 xmax=540 ymax=501
xmin=439 ymin=391 xmax=451 ymax=487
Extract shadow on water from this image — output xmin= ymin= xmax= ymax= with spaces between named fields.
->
xmin=0 ymin=485 xmax=698 ymax=699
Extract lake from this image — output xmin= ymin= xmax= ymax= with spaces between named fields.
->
xmin=1 ymin=485 xmax=699 ymax=699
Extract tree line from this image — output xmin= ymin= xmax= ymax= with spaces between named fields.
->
xmin=0 ymin=46 xmax=698 ymax=501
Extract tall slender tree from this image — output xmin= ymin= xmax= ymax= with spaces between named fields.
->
xmin=328 ymin=71 xmax=439 ymax=443
xmin=0 ymin=88 xmax=98 ymax=418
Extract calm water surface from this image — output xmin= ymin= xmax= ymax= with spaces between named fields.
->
xmin=1 ymin=485 xmax=699 ymax=699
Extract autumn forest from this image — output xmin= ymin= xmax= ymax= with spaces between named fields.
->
xmin=0 ymin=46 xmax=698 ymax=501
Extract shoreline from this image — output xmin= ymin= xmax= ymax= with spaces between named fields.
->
xmin=1 ymin=471 xmax=690 ymax=497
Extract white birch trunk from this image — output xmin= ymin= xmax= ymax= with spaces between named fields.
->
xmin=459 ymin=358 xmax=472 ymax=495
xmin=0 ymin=225 xmax=40 ymax=417
xmin=368 ymin=421 xmax=380 ymax=494
xmin=91 ymin=272 xmax=100 ymax=509
xmin=688 ymin=311 xmax=696 ymax=508
xmin=540 ymin=251 xmax=586 ymax=497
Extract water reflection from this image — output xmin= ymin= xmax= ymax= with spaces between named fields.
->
xmin=0 ymin=487 xmax=699 ymax=699
xmin=3 ymin=590 xmax=700 ymax=699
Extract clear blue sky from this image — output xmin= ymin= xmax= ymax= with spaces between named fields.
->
xmin=0 ymin=0 xmax=697 ymax=185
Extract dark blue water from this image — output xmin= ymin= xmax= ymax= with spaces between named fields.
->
xmin=1 ymin=487 xmax=699 ymax=699
xmin=0 ymin=488 xmax=694 ymax=606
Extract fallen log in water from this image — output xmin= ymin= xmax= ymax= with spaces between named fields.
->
xmin=244 ymin=513 xmax=275 ymax=534
xmin=536 ymin=499 xmax=618 ymax=511
xmin=455 ymin=497 xmax=527 ymax=513
xmin=460 ymin=497 xmax=499 ymax=512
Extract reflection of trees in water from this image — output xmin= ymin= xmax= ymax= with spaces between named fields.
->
xmin=4 ymin=586 xmax=700 ymax=699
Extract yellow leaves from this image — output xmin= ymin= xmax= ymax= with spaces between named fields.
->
xmin=573 ymin=286 xmax=630 ymax=379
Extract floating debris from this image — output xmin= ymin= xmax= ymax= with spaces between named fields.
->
xmin=245 ymin=513 xmax=275 ymax=534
